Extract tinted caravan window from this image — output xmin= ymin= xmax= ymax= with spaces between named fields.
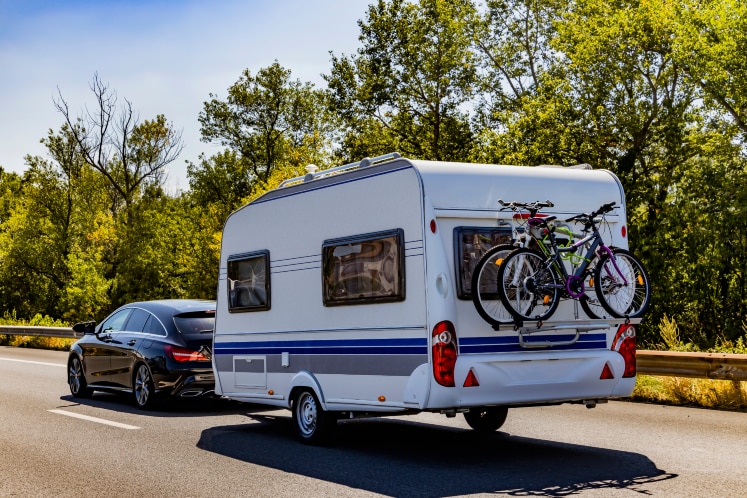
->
xmin=322 ymin=229 xmax=405 ymax=306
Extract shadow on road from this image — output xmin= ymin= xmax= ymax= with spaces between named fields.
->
xmin=197 ymin=414 xmax=676 ymax=497
xmin=57 ymin=393 xmax=265 ymax=417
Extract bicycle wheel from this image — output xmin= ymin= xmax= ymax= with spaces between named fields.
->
xmin=471 ymin=244 xmax=516 ymax=326
xmin=593 ymin=248 xmax=651 ymax=318
xmin=497 ymin=248 xmax=560 ymax=321
xmin=578 ymin=261 xmax=614 ymax=319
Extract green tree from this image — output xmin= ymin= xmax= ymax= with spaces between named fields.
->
xmin=198 ymin=62 xmax=332 ymax=188
xmin=0 ymin=126 xmax=113 ymax=320
xmin=325 ymin=0 xmax=479 ymax=161
xmin=662 ymin=0 xmax=747 ymax=139
xmin=54 ymin=73 xmax=184 ymax=226
xmin=111 ymin=192 xmax=218 ymax=304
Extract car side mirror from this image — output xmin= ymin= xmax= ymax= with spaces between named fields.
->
xmin=72 ymin=321 xmax=97 ymax=335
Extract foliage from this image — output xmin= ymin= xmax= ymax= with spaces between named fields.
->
xmin=198 ymin=62 xmax=333 ymax=187
xmin=325 ymin=0 xmax=479 ymax=162
xmin=0 ymin=0 xmax=746 ymax=352
xmin=54 ymin=74 xmax=183 ymax=225
xmin=632 ymin=375 xmax=747 ymax=411
xmin=0 ymin=335 xmax=74 ymax=351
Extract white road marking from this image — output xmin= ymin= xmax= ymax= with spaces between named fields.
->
xmin=48 ymin=409 xmax=141 ymax=430
xmin=0 ymin=357 xmax=65 ymax=368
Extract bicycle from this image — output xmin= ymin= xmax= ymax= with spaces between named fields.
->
xmin=471 ymin=200 xmax=602 ymax=325
xmin=497 ymin=201 xmax=650 ymax=324
xmin=473 ymin=201 xmax=651 ymax=326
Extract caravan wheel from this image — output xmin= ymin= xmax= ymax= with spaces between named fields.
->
xmin=292 ymin=389 xmax=336 ymax=444
xmin=463 ymin=406 xmax=508 ymax=432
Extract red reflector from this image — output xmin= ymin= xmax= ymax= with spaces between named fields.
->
xmin=600 ymin=363 xmax=615 ymax=380
xmin=463 ymin=369 xmax=480 ymax=387
xmin=430 ymin=219 xmax=437 ymax=233
xmin=621 ymin=225 xmax=627 ymax=238
xmin=166 ymin=345 xmax=209 ymax=362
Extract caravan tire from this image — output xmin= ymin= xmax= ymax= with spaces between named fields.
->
xmin=292 ymin=389 xmax=336 ymax=445
xmin=464 ymin=406 xmax=508 ymax=432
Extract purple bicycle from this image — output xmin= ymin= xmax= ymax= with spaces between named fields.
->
xmin=489 ymin=202 xmax=651 ymax=324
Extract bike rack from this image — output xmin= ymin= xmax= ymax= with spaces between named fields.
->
xmin=493 ymin=317 xmax=643 ymax=349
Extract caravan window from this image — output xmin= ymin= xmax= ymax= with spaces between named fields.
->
xmin=227 ymin=250 xmax=270 ymax=312
xmin=454 ymin=227 xmax=512 ymax=299
xmin=322 ymin=229 xmax=405 ymax=306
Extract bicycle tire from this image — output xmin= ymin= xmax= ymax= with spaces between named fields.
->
xmin=471 ymin=244 xmax=516 ymax=326
xmin=593 ymin=248 xmax=651 ymax=318
xmin=578 ymin=259 xmax=614 ymax=319
xmin=497 ymin=248 xmax=560 ymax=321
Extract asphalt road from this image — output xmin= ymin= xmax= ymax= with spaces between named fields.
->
xmin=1 ymin=346 xmax=746 ymax=497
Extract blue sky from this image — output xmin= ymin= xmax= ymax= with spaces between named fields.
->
xmin=0 ymin=0 xmax=370 ymax=190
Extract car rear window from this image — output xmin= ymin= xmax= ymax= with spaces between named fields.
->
xmin=173 ymin=312 xmax=215 ymax=341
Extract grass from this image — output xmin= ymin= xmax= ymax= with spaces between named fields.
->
xmin=632 ymin=374 xmax=747 ymax=411
xmin=630 ymin=314 xmax=747 ymax=411
xmin=0 ymin=334 xmax=75 ymax=351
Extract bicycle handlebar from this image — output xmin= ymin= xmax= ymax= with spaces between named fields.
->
xmin=565 ymin=202 xmax=617 ymax=224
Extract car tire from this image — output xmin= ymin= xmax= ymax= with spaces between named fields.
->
xmin=68 ymin=356 xmax=93 ymax=398
xmin=463 ymin=406 xmax=508 ymax=432
xmin=133 ymin=363 xmax=159 ymax=410
xmin=292 ymin=389 xmax=336 ymax=445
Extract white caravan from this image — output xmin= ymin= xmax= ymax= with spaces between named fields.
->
xmin=212 ymin=153 xmax=639 ymax=443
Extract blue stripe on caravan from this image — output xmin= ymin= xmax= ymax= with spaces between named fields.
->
xmin=213 ymin=337 xmax=429 ymax=356
xmin=459 ymin=333 xmax=607 ymax=354
xmin=216 ymin=346 xmax=427 ymax=356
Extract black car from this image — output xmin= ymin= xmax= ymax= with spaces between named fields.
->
xmin=67 ymin=299 xmax=216 ymax=409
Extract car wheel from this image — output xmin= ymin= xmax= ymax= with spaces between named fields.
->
xmin=292 ymin=389 xmax=336 ymax=445
xmin=133 ymin=363 xmax=158 ymax=410
xmin=463 ymin=406 xmax=508 ymax=432
xmin=68 ymin=356 xmax=92 ymax=398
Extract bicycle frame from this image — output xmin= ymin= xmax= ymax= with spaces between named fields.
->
xmin=531 ymin=216 xmax=629 ymax=299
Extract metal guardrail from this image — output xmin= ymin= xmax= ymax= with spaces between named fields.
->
xmin=2 ymin=326 xmax=746 ymax=381
xmin=637 ymin=350 xmax=747 ymax=381
xmin=0 ymin=325 xmax=79 ymax=339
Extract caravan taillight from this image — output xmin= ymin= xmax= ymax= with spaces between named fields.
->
xmin=432 ymin=321 xmax=457 ymax=387
xmin=611 ymin=324 xmax=636 ymax=378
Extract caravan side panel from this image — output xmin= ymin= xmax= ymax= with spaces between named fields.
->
xmin=213 ymin=160 xmax=432 ymax=411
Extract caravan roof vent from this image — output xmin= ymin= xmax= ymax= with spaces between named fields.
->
xmin=278 ymin=152 xmax=402 ymax=188
xmin=304 ymin=164 xmax=318 ymax=182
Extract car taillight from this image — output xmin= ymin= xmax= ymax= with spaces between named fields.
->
xmin=611 ymin=324 xmax=636 ymax=378
xmin=165 ymin=345 xmax=209 ymax=362
xmin=432 ymin=321 xmax=457 ymax=387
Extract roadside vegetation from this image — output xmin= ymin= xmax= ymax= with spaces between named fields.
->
xmin=0 ymin=313 xmax=72 ymax=351
xmin=632 ymin=315 xmax=747 ymax=411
